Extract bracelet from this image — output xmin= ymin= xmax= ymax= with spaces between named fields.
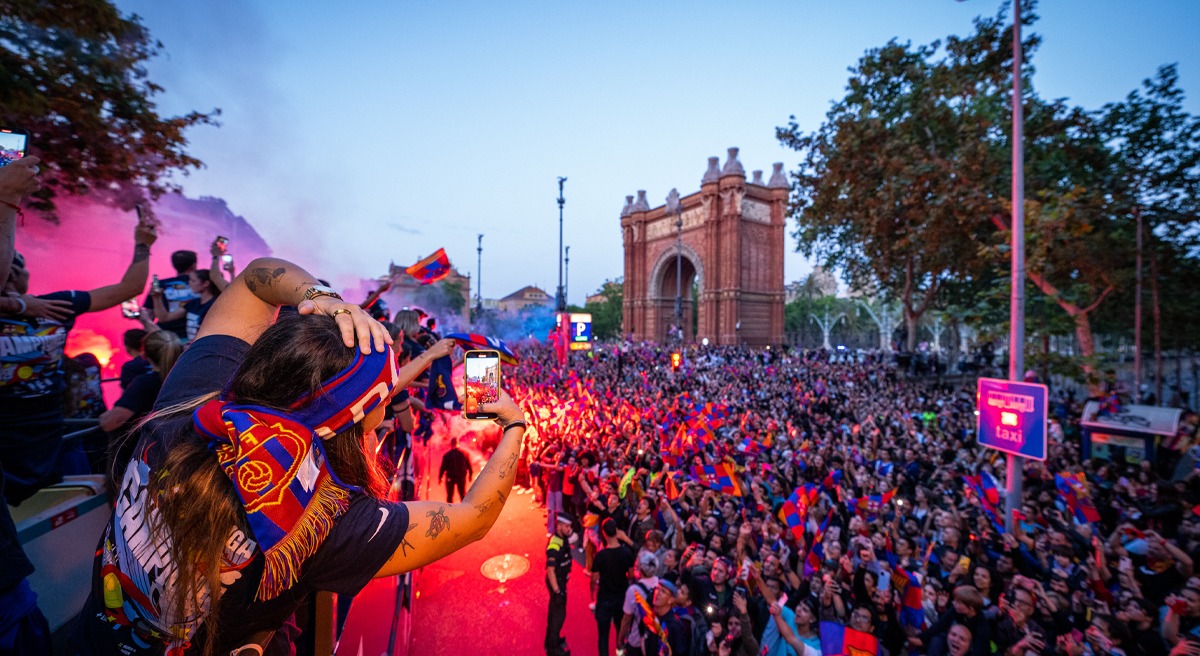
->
xmin=1 ymin=199 xmax=24 ymax=224
xmin=501 ymin=420 xmax=527 ymax=433
xmin=14 ymin=295 xmax=27 ymax=315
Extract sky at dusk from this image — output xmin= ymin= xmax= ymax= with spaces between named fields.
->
xmin=114 ymin=0 xmax=1200 ymax=305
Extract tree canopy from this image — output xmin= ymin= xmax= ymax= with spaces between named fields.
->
xmin=0 ymin=0 xmax=217 ymax=216
xmin=778 ymin=1 xmax=1200 ymax=390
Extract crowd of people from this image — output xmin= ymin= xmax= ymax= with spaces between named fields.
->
xmin=7 ymin=146 xmax=1200 ymax=656
xmin=511 ymin=342 xmax=1200 ymax=656
xmin=0 ymin=158 xmax=529 ymax=655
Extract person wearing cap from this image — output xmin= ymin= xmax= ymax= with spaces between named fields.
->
xmin=639 ymin=579 xmax=690 ymax=656
xmin=546 ymin=511 xmax=576 ymax=655
xmin=619 ymin=550 xmax=662 ymax=655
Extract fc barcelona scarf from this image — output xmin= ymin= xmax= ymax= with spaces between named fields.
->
xmin=193 ymin=344 xmax=400 ymax=600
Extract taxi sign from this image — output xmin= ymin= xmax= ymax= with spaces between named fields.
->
xmin=976 ymin=377 xmax=1047 ymax=461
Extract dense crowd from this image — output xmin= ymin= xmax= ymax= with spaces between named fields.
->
xmin=511 ymin=342 xmax=1200 ymax=656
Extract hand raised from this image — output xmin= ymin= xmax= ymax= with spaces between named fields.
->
xmin=298 ymin=297 xmax=392 ymax=354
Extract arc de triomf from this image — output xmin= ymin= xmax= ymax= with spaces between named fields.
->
xmin=620 ymin=147 xmax=787 ymax=346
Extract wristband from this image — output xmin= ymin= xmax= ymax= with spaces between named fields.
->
xmin=501 ymin=420 xmax=527 ymax=433
xmin=1 ymin=199 xmax=24 ymax=224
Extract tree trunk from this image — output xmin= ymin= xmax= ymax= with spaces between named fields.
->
xmin=1151 ymin=245 xmax=1163 ymax=405
xmin=905 ymin=310 xmax=919 ymax=353
xmin=1135 ymin=209 xmax=1143 ymax=391
xmin=1072 ymin=313 xmax=1102 ymax=395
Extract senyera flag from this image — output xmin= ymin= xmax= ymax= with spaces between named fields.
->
xmin=405 ymin=248 xmax=452 ymax=285
xmin=444 ymin=332 xmax=519 ymax=365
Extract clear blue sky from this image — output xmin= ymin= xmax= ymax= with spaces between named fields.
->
xmin=116 ymin=0 xmax=1200 ymax=304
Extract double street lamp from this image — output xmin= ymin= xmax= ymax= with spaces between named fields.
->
xmin=556 ymin=176 xmax=567 ymax=312
xmin=665 ymin=188 xmax=683 ymax=342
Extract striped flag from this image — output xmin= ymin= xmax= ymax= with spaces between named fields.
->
xmin=444 ymin=332 xmax=519 ymax=365
xmin=690 ymin=463 xmax=741 ymax=496
xmin=405 ymin=248 xmax=452 ymax=284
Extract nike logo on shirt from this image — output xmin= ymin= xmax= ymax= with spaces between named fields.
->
xmin=369 ymin=507 xmax=389 ymax=542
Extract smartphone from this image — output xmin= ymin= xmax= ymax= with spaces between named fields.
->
xmin=0 ymin=128 xmax=28 ymax=167
xmin=216 ymin=236 xmax=229 ymax=252
xmin=463 ymin=349 xmax=501 ymax=419
xmin=135 ymin=203 xmax=158 ymax=229
xmin=120 ymin=298 xmax=141 ymax=319
xmin=221 ymin=254 xmax=234 ymax=266
xmin=957 ymin=556 xmax=971 ymax=571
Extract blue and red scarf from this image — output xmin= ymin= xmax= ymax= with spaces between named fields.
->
xmin=193 ymin=343 xmax=400 ymax=600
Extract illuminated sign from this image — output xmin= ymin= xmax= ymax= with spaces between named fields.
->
xmin=976 ymin=378 xmax=1047 ymax=461
xmin=568 ymin=313 xmax=592 ymax=350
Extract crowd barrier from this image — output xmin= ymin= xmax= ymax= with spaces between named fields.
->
xmin=13 ymin=474 xmax=110 ymax=632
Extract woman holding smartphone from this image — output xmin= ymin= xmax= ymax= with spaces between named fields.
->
xmin=71 ymin=257 xmax=527 ymax=656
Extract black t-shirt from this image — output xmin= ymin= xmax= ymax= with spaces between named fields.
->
xmin=114 ymin=371 xmax=163 ymax=420
xmin=145 ymin=274 xmax=197 ymax=340
xmin=593 ymin=544 xmax=635 ymax=606
xmin=183 ymin=296 xmax=215 ymax=343
xmin=72 ymin=334 xmax=412 ymax=654
xmin=120 ymin=356 xmax=154 ymax=390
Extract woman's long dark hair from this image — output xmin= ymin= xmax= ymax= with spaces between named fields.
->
xmin=147 ymin=314 xmax=388 ymax=653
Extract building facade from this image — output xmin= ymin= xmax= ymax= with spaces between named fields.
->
xmin=620 ymin=148 xmax=788 ymax=346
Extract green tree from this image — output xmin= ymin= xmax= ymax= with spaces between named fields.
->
xmin=1099 ymin=64 xmax=1200 ymax=398
xmin=584 ymin=279 xmax=623 ymax=341
xmin=777 ymin=25 xmax=1011 ymax=351
xmin=0 ymin=0 xmax=218 ymax=216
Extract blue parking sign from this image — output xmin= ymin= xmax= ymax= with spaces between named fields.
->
xmin=976 ymin=377 xmax=1048 ymax=461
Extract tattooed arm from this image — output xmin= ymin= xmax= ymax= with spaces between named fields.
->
xmin=376 ymin=390 xmax=527 ymax=577
xmin=195 ymin=257 xmax=391 ymax=352
xmin=85 ymin=216 xmax=158 ymax=312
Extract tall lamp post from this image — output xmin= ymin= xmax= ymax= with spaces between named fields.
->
xmin=475 ymin=234 xmax=483 ymax=313
xmin=1005 ymin=0 xmax=1026 ymax=533
xmin=665 ymin=188 xmax=683 ymax=342
xmin=565 ymin=246 xmax=571 ymax=308
xmin=556 ymin=176 xmax=567 ymax=312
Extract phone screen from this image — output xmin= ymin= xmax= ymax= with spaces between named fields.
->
xmin=0 ymin=128 xmax=28 ymax=168
xmin=221 ymin=254 xmax=234 ymax=265
xmin=463 ymin=350 xmax=500 ymax=419
xmin=120 ymin=298 xmax=141 ymax=319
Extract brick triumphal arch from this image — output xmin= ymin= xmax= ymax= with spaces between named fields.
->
xmin=621 ymin=148 xmax=787 ymax=346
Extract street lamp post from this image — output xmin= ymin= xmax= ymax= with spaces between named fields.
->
xmin=666 ymin=188 xmax=683 ymax=342
xmin=475 ymin=234 xmax=483 ymax=312
xmin=565 ymin=246 xmax=570 ymax=309
xmin=1006 ymin=0 xmax=1026 ymax=533
xmin=556 ymin=177 xmax=567 ymax=312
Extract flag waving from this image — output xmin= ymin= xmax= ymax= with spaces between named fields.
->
xmin=406 ymin=248 xmax=452 ymax=284
xmin=444 ymin=332 xmax=519 ymax=365
xmin=690 ymin=463 xmax=741 ymax=496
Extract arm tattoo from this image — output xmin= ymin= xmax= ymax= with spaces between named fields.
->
xmin=497 ymin=450 xmax=519 ymax=480
xmin=475 ymin=500 xmax=494 ymax=517
xmin=245 ymin=267 xmax=286 ymax=292
xmin=133 ymin=243 xmax=151 ymax=263
xmin=426 ymin=506 xmax=450 ymax=540
xmin=496 ymin=489 xmax=507 ymax=504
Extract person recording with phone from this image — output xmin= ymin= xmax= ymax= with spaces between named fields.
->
xmin=71 ymin=256 xmax=529 ymax=655
xmin=142 ymin=245 xmax=199 ymax=341
xmin=0 ymin=153 xmax=39 ymax=280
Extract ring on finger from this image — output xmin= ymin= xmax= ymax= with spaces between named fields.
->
xmin=332 ymin=308 xmax=353 ymax=318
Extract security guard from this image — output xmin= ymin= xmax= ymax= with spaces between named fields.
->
xmin=545 ymin=511 xmax=575 ymax=655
